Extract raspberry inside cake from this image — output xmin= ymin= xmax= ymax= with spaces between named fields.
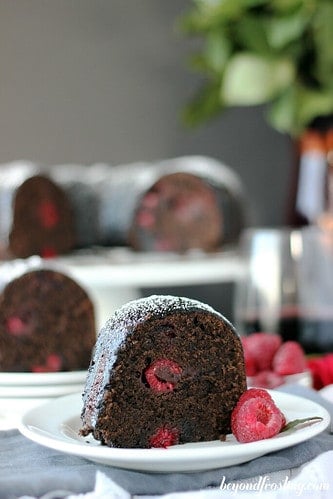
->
xmin=80 ymin=295 xmax=247 ymax=448
xmin=8 ymin=175 xmax=75 ymax=258
xmin=0 ymin=269 xmax=96 ymax=372
xmin=128 ymin=172 xmax=223 ymax=252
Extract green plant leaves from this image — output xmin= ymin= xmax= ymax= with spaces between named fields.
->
xmin=179 ymin=0 xmax=333 ymax=135
xmin=204 ymin=30 xmax=232 ymax=73
xmin=266 ymin=8 xmax=310 ymax=49
xmin=312 ymin=2 xmax=333 ymax=87
xmin=222 ymin=53 xmax=295 ymax=105
xmin=235 ymin=15 xmax=271 ymax=55
xmin=270 ymin=0 xmax=305 ymax=14
xmin=267 ymin=87 xmax=298 ymax=134
xmin=182 ymin=80 xmax=224 ymax=127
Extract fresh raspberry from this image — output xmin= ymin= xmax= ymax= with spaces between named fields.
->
xmin=38 ymin=201 xmax=59 ymax=228
xmin=231 ymin=388 xmax=271 ymax=423
xmin=233 ymin=388 xmax=286 ymax=432
xmin=32 ymin=353 xmax=62 ymax=373
xmin=280 ymin=411 xmax=287 ymax=428
xmin=242 ymin=333 xmax=282 ymax=372
xmin=231 ymin=395 xmax=284 ymax=443
xmin=235 ymin=387 xmax=274 ymax=405
xmin=144 ymin=359 xmax=182 ymax=392
xmin=272 ymin=341 xmax=306 ymax=375
xmin=149 ymin=426 xmax=179 ymax=448
xmin=243 ymin=349 xmax=257 ymax=376
xmin=307 ymin=354 xmax=333 ymax=390
xmin=250 ymin=370 xmax=284 ymax=389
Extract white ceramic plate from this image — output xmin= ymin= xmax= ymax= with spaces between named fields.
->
xmin=19 ymin=391 xmax=330 ymax=473
xmin=247 ymin=371 xmax=313 ymax=389
xmin=0 ymin=398 xmax=52 ymax=430
xmin=0 ymin=383 xmax=84 ymax=398
xmin=0 ymin=370 xmax=87 ymax=386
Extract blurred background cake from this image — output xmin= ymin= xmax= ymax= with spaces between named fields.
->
xmin=91 ymin=156 xmax=245 ymax=252
xmin=49 ymin=163 xmax=104 ymax=249
xmin=0 ymin=162 xmax=75 ymax=259
xmin=0 ymin=258 xmax=96 ymax=372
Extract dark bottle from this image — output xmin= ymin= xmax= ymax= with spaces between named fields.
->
xmin=286 ymin=128 xmax=327 ymax=227
xmin=317 ymin=128 xmax=333 ymax=231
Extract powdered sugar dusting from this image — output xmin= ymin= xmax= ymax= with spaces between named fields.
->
xmin=98 ymin=294 xmax=233 ymax=356
xmin=111 ymin=294 xmax=224 ymax=327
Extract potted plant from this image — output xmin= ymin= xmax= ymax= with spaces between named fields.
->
xmin=179 ymin=0 xmax=333 ymax=137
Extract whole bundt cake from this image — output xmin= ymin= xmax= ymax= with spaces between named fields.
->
xmin=80 ymin=295 xmax=247 ymax=448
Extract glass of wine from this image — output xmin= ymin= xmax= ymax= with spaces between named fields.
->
xmin=234 ymin=226 xmax=333 ymax=354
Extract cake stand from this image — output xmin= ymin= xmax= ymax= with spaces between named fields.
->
xmin=57 ymin=247 xmax=246 ymax=330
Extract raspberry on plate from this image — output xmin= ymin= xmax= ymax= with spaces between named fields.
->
xmin=231 ymin=394 xmax=285 ymax=443
xmin=272 ymin=341 xmax=306 ymax=376
xmin=243 ymin=350 xmax=257 ymax=376
xmin=242 ymin=332 xmax=282 ymax=373
xmin=249 ymin=370 xmax=285 ymax=389
xmin=236 ymin=387 xmax=274 ymax=404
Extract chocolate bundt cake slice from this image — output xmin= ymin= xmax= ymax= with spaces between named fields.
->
xmin=0 ymin=268 xmax=96 ymax=371
xmin=49 ymin=163 xmax=103 ymax=248
xmin=0 ymin=162 xmax=75 ymax=259
xmin=8 ymin=175 xmax=75 ymax=258
xmin=92 ymin=156 xmax=245 ymax=252
xmin=128 ymin=172 xmax=223 ymax=252
xmin=80 ymin=295 xmax=247 ymax=448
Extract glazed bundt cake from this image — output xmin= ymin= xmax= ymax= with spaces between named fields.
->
xmin=80 ymin=295 xmax=247 ymax=448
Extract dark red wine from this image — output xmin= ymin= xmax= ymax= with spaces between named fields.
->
xmin=241 ymin=315 xmax=333 ymax=354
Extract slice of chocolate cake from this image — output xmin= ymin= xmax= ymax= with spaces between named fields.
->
xmin=0 ymin=266 xmax=96 ymax=372
xmin=91 ymin=156 xmax=246 ymax=252
xmin=128 ymin=172 xmax=223 ymax=252
xmin=0 ymin=162 xmax=75 ymax=258
xmin=80 ymin=295 xmax=247 ymax=448
xmin=49 ymin=164 xmax=104 ymax=248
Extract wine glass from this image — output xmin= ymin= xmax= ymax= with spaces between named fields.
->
xmin=234 ymin=226 xmax=333 ymax=354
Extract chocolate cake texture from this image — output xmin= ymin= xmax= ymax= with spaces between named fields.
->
xmin=49 ymin=163 xmax=108 ymax=248
xmin=0 ymin=260 xmax=96 ymax=372
xmin=80 ymin=295 xmax=247 ymax=448
xmin=0 ymin=162 xmax=75 ymax=258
